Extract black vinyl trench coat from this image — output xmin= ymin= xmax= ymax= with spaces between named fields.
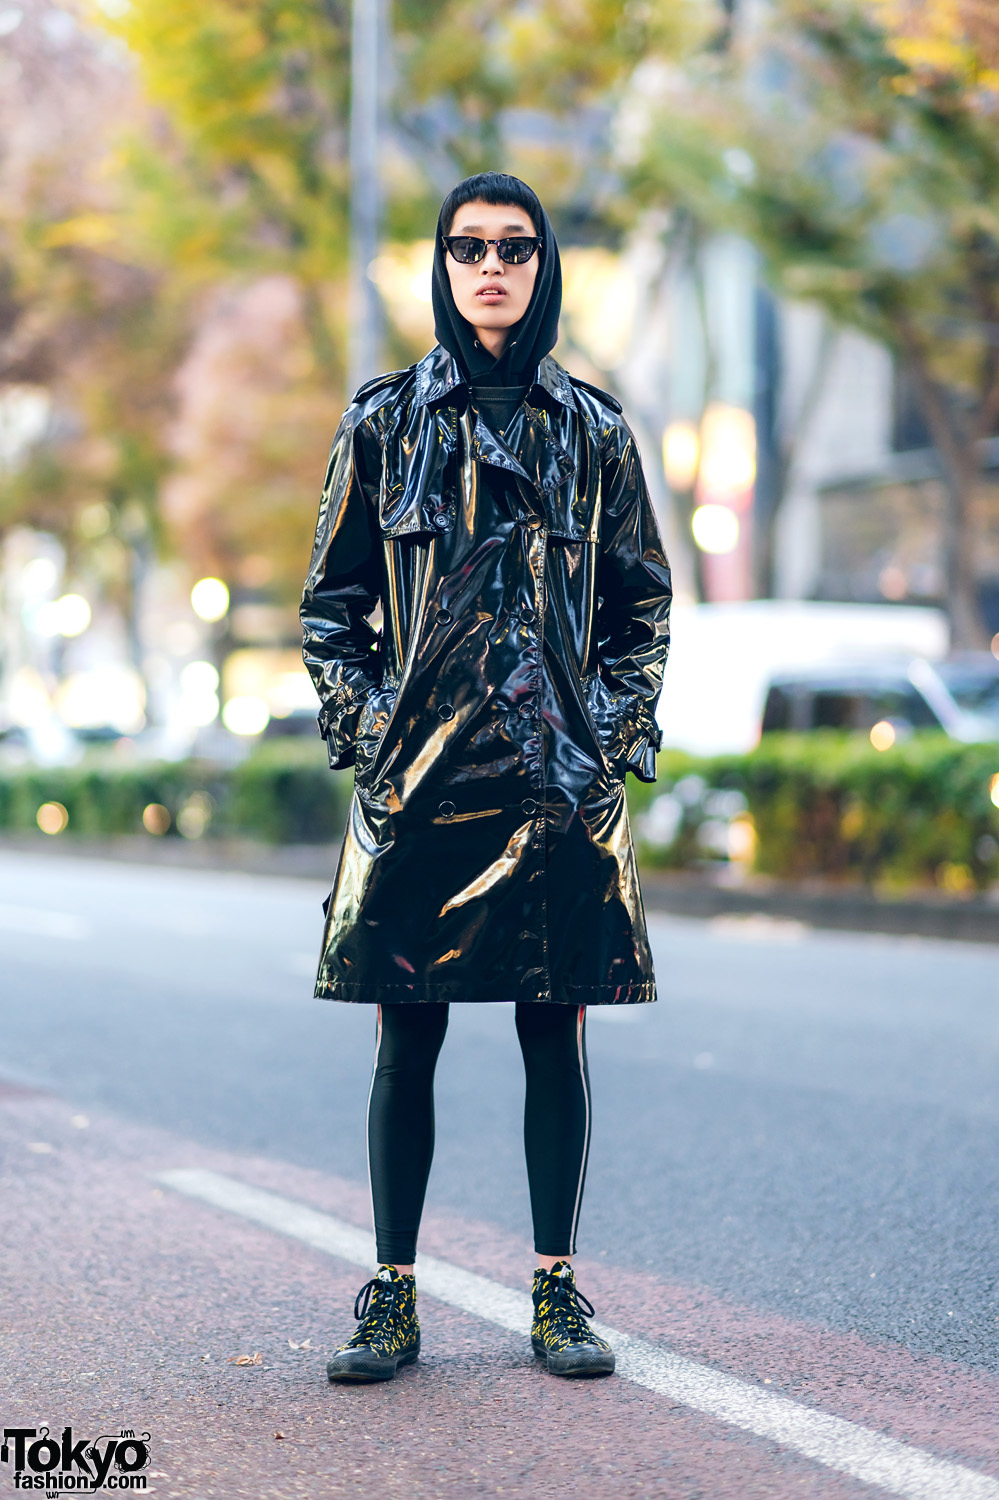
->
xmin=301 ymin=345 xmax=672 ymax=1005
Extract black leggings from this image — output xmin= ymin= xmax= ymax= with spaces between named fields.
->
xmin=367 ymin=1003 xmax=591 ymax=1264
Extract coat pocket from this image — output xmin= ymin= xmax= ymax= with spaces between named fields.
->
xmin=353 ymin=682 xmax=400 ymax=784
xmin=583 ymin=674 xmax=648 ymax=780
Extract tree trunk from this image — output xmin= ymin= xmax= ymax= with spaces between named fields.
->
xmin=898 ymin=326 xmax=987 ymax=649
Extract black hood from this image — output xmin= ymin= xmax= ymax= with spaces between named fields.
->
xmin=431 ymin=199 xmax=562 ymax=388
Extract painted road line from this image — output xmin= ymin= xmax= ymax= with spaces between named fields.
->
xmin=157 ymin=1168 xmax=999 ymax=1500
xmin=0 ymin=903 xmax=91 ymax=940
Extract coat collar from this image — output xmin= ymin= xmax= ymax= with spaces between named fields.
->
xmin=413 ymin=344 xmax=577 ymax=414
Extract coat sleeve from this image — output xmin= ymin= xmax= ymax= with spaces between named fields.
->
xmin=592 ymin=417 xmax=672 ymax=783
xmin=300 ymin=407 xmax=384 ymax=770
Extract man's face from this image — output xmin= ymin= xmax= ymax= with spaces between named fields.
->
xmin=444 ymin=199 xmax=540 ymax=338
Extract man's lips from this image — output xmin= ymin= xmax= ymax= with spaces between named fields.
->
xmin=476 ymin=286 xmax=506 ymax=298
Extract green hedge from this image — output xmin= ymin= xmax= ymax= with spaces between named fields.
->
xmin=2 ymin=732 xmax=998 ymax=890
xmin=629 ymin=734 xmax=999 ymax=892
xmin=0 ymin=738 xmax=350 ymax=846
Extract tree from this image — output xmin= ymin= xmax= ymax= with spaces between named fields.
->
xmin=0 ymin=0 xmax=184 ymax=660
xmin=631 ymin=0 xmax=999 ymax=644
xmin=78 ymin=0 xmax=704 ymax=603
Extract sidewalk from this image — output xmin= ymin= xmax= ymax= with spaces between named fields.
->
xmin=2 ymin=831 xmax=997 ymax=943
xmin=3 ymin=1082 xmax=998 ymax=1500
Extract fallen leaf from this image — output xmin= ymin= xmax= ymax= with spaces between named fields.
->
xmin=229 ymin=1352 xmax=262 ymax=1366
xmin=287 ymin=1340 xmax=298 ymax=1349
xmin=274 ymin=1432 xmax=285 ymax=1441
xmin=300 ymin=1339 xmax=312 ymax=1349
xmin=70 ymin=1114 xmax=89 ymax=1129
xmin=27 ymin=1142 xmax=54 ymax=1154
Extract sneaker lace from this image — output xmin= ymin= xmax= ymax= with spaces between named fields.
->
xmin=349 ymin=1274 xmax=400 ymax=1344
xmin=547 ymin=1274 xmax=597 ymax=1343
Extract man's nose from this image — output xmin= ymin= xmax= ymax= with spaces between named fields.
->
xmin=479 ymin=245 xmax=505 ymax=272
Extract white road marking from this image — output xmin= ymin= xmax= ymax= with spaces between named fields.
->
xmin=158 ymin=1168 xmax=999 ymax=1500
xmin=709 ymin=913 xmax=809 ymax=943
xmin=0 ymin=903 xmax=91 ymax=940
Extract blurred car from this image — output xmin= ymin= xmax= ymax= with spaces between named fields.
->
xmin=261 ymin=707 xmax=320 ymax=739
xmin=760 ymin=653 xmax=999 ymax=742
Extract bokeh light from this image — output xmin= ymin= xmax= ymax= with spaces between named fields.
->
xmin=878 ymin=566 xmax=907 ymax=601
xmin=990 ymin=773 xmax=999 ymax=809
xmin=177 ymin=791 xmax=213 ymax=840
xmin=37 ymin=593 xmax=92 ymax=638
xmin=36 ymin=802 xmax=68 ymax=835
xmin=691 ymin=504 xmax=739 ymax=555
xmin=180 ymin=660 xmax=220 ymax=726
xmin=728 ymin=816 xmax=757 ymax=863
xmin=142 ymin=803 xmax=171 ymax=835
xmin=56 ymin=667 xmax=146 ymax=734
xmin=662 ymin=421 xmax=700 ymax=492
xmin=190 ymin=577 xmax=230 ymax=623
xmin=222 ymin=695 xmax=270 ymax=735
xmin=21 ymin=557 xmax=59 ymax=598
xmin=698 ymin=404 xmax=756 ymax=499
xmin=409 ymin=270 xmax=432 ymax=304
xmin=870 ymin=720 xmax=896 ymax=751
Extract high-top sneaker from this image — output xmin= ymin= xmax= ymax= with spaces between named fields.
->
xmin=531 ymin=1261 xmax=615 ymax=1377
xmin=326 ymin=1266 xmax=420 ymax=1383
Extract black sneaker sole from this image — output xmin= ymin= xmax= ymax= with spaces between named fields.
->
xmin=327 ymin=1342 xmax=420 ymax=1383
xmin=531 ymin=1336 xmax=615 ymax=1378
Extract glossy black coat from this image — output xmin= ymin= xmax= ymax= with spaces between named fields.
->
xmin=301 ymin=346 xmax=671 ymax=1004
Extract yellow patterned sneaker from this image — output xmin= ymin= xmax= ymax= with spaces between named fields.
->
xmin=531 ymin=1262 xmax=615 ymax=1377
xmin=326 ymin=1266 xmax=420 ymax=1383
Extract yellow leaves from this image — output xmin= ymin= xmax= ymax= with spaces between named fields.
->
xmin=41 ymin=213 xmax=118 ymax=251
xmin=502 ymin=0 xmax=702 ymax=107
xmin=869 ymin=0 xmax=999 ymax=94
xmin=229 ymin=1351 xmax=262 ymax=1366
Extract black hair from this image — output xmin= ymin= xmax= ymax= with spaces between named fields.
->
xmin=439 ymin=172 xmax=543 ymax=238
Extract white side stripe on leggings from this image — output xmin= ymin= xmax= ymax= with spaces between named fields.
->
xmin=156 ymin=1168 xmax=999 ymax=1500
xmin=568 ymin=1003 xmax=590 ymax=1254
xmin=364 ymin=1006 xmax=383 ymax=1257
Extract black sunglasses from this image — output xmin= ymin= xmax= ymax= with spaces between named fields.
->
xmin=443 ymin=235 xmax=543 ymax=265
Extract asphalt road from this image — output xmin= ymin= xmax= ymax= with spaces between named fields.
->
xmin=2 ymin=847 xmax=997 ymax=1377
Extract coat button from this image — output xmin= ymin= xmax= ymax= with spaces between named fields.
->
xmin=518 ymin=703 xmax=534 ymax=719
xmin=437 ymin=703 xmax=455 ymax=721
xmin=436 ymin=607 xmax=453 ymax=625
xmin=523 ymin=515 xmax=543 ymax=531
xmin=432 ymin=511 xmax=451 ymax=530
xmin=521 ymin=798 xmax=540 ymax=816
xmin=520 ymin=607 xmax=537 ymax=624
xmin=438 ymin=800 xmax=456 ymax=818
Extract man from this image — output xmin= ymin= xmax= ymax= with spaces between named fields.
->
xmin=301 ymin=172 xmax=671 ymax=1383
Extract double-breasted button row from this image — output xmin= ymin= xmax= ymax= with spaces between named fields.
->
xmin=518 ymin=703 xmax=534 ymax=719
xmin=522 ymin=515 xmax=543 ymax=531
xmin=434 ymin=605 xmax=533 ymax=627
xmin=439 ymin=798 xmax=540 ymax=819
xmin=432 ymin=511 xmax=451 ymax=530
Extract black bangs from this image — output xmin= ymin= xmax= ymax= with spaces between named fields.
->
xmin=439 ymin=172 xmax=545 ymax=237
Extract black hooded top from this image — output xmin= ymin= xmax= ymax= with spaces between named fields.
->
xmin=431 ymin=196 xmax=562 ymax=432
